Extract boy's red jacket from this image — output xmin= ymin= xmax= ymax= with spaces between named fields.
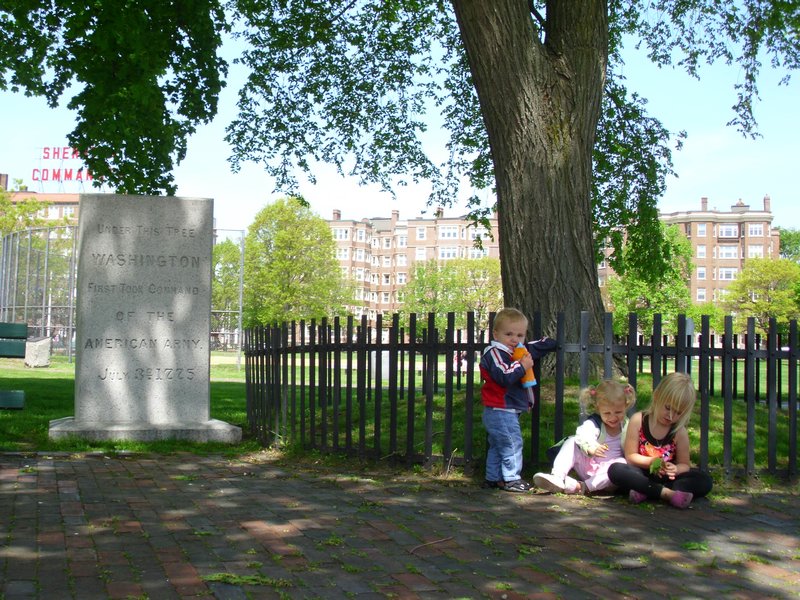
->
xmin=479 ymin=338 xmax=557 ymax=411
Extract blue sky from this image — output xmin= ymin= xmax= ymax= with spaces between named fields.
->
xmin=1 ymin=38 xmax=797 ymax=233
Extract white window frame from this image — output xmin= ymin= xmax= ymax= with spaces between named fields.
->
xmin=696 ymin=245 xmax=706 ymax=259
xmin=697 ymin=266 xmax=706 ymax=280
xmin=416 ymin=227 xmax=426 ymax=240
xmin=696 ymin=223 xmax=706 ymax=237
xmin=439 ymin=225 xmax=459 ymax=239
xmin=719 ymin=245 xmax=738 ymax=259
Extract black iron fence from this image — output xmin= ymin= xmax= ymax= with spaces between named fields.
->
xmin=244 ymin=311 xmax=799 ymax=478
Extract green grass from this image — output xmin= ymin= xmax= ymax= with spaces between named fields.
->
xmin=0 ymin=354 xmax=259 ymax=455
xmin=1 ymin=354 xmax=797 ymax=479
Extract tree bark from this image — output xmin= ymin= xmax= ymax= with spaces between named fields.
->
xmin=451 ymin=0 xmax=608 ymax=368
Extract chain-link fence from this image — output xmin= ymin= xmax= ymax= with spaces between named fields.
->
xmin=0 ymin=226 xmax=244 ymax=363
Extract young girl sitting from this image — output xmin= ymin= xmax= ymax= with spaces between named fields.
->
xmin=608 ymin=372 xmax=713 ymax=509
xmin=533 ymin=380 xmax=636 ymax=495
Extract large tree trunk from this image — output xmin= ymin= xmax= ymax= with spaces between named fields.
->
xmin=451 ymin=0 xmax=608 ymax=369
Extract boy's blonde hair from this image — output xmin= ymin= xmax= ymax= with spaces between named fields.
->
xmin=492 ymin=307 xmax=528 ymax=332
xmin=645 ymin=372 xmax=697 ymax=431
xmin=579 ymin=380 xmax=636 ymax=415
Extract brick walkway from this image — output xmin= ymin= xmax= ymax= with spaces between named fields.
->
xmin=1 ymin=453 xmax=798 ymax=599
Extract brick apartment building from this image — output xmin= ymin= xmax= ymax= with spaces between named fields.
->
xmin=2 ymin=173 xmax=781 ymax=321
xmin=327 ymin=208 xmax=499 ymax=323
xmin=597 ymin=195 xmax=780 ymax=304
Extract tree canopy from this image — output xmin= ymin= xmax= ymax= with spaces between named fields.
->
xmin=606 ymin=224 xmax=693 ymax=335
xmin=0 ymin=1 xmax=227 ymax=195
xmin=0 ymin=182 xmax=49 ymax=236
xmin=2 ymin=1 xmax=797 ymax=344
xmin=402 ymin=257 xmax=502 ymax=332
xmin=722 ymin=257 xmax=800 ymax=335
xmin=243 ymin=197 xmax=350 ymax=326
xmin=779 ymin=227 xmax=800 ymax=263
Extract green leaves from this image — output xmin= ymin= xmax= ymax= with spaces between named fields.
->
xmin=242 ymin=197 xmax=350 ymax=326
xmin=0 ymin=1 xmax=228 ymax=195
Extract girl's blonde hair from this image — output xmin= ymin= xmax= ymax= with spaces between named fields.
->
xmin=645 ymin=372 xmax=697 ymax=431
xmin=579 ymin=380 xmax=637 ymax=415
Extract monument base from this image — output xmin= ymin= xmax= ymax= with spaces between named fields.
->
xmin=48 ymin=417 xmax=242 ymax=443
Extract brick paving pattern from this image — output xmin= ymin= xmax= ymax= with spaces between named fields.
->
xmin=1 ymin=453 xmax=798 ymax=599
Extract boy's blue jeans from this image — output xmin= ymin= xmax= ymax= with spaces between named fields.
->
xmin=482 ymin=407 xmax=524 ymax=482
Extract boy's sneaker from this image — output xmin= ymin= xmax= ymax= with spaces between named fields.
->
xmin=501 ymin=479 xmax=532 ymax=492
xmin=533 ymin=472 xmax=566 ymax=493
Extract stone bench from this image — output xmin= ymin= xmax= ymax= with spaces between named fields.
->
xmin=0 ymin=322 xmax=27 ymax=409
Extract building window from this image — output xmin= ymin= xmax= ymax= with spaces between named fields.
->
xmin=719 ymin=268 xmax=737 ymax=281
xmin=439 ymin=225 xmax=458 ymax=239
xmin=748 ymin=245 xmax=764 ymax=258
xmin=382 ymin=256 xmax=391 ymax=267
xmin=382 ymin=292 xmax=391 ymax=304
xmin=718 ymin=224 xmax=738 ymax=238
xmin=416 ymin=227 xmax=426 ymax=240
xmin=748 ymin=223 xmax=764 ymax=237
xmin=697 ymin=266 xmax=706 ymax=280
xmin=719 ymin=245 xmax=738 ymax=259
xmin=598 ymin=258 xmax=607 ymax=269
xmin=371 ymin=237 xmax=380 ymax=248
xmin=696 ymin=223 xmax=706 ymax=237
xmin=439 ymin=247 xmax=458 ymax=260
xmin=64 ymin=206 xmax=76 ymax=217
xmin=468 ymin=247 xmax=489 ymax=259
xmin=415 ymin=247 xmax=427 ymax=260
xmin=398 ymin=235 xmax=407 ymax=248
xmin=383 ymin=237 xmax=392 ymax=249
xmin=355 ymin=267 xmax=365 ymax=281
xmin=332 ymin=228 xmax=350 ymax=240
xmin=356 ymin=229 xmax=366 ymax=242
xmin=336 ymin=248 xmax=349 ymax=260
xmin=382 ymin=274 xmax=391 ymax=285
xmin=397 ymin=254 xmax=407 ymax=266
xmin=355 ymin=248 xmax=365 ymax=261
xmin=397 ymin=272 xmax=407 ymax=284
xmin=696 ymin=245 xmax=706 ymax=259
xmin=697 ymin=288 xmax=706 ymax=302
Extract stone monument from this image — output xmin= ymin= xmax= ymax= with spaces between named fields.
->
xmin=49 ymin=194 xmax=241 ymax=443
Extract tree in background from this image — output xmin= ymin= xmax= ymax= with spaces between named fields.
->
xmin=402 ymin=257 xmax=502 ymax=334
xmin=779 ymin=228 xmax=800 ymax=263
xmin=243 ymin=198 xmax=350 ymax=327
xmin=606 ymin=225 xmax=693 ymax=336
xmin=722 ymin=258 xmax=800 ymax=336
xmin=211 ymin=237 xmax=242 ymax=347
xmin=0 ymin=181 xmax=49 ymax=236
